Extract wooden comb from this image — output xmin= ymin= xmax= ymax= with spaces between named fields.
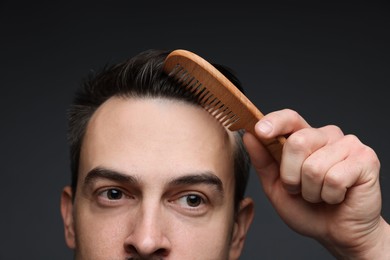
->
xmin=163 ymin=49 xmax=286 ymax=163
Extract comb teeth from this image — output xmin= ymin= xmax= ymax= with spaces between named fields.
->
xmin=163 ymin=49 xmax=285 ymax=164
xmin=168 ymin=64 xmax=240 ymax=128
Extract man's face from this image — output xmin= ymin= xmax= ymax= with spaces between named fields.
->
xmin=61 ymin=97 xmax=253 ymax=259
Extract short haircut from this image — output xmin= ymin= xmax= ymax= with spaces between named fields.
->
xmin=67 ymin=49 xmax=250 ymax=211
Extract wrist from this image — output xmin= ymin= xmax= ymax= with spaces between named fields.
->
xmin=323 ymin=217 xmax=390 ymax=260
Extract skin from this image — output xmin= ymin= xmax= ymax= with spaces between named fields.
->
xmin=244 ymin=109 xmax=390 ymax=259
xmin=61 ymin=97 xmax=254 ymax=260
xmin=61 ymin=95 xmax=390 ymax=259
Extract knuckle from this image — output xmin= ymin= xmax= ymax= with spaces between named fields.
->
xmin=324 ymin=171 xmax=344 ymax=189
xmin=322 ymin=124 xmax=344 ymax=136
xmin=344 ymin=134 xmax=360 ymax=144
xmin=302 ymin=163 xmax=324 ymax=182
xmin=362 ymin=146 xmax=380 ymax=168
xmin=286 ymin=131 xmax=308 ymax=151
xmin=285 ymin=109 xmax=300 ymax=123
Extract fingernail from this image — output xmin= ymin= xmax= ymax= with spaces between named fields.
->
xmin=256 ymin=120 xmax=273 ymax=135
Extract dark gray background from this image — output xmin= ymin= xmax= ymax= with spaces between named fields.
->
xmin=1 ymin=1 xmax=389 ymax=259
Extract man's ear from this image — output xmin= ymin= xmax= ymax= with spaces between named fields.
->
xmin=60 ymin=186 xmax=76 ymax=249
xmin=229 ymin=197 xmax=255 ymax=259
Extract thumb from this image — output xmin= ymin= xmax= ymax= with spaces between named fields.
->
xmin=243 ymin=132 xmax=280 ymax=196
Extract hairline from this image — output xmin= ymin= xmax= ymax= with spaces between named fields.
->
xmin=67 ymin=49 xmax=250 ymax=212
xmin=71 ymin=95 xmax=246 ymax=210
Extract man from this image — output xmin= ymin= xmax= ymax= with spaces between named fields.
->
xmin=61 ymin=49 xmax=390 ymax=259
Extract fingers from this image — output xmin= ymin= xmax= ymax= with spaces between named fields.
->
xmin=282 ymin=125 xmax=344 ymax=200
xmin=304 ymin=134 xmax=379 ymax=204
xmin=284 ymin=129 xmax=379 ymax=204
xmin=280 ymin=127 xmax=332 ymax=195
xmin=250 ymin=108 xmax=380 ymax=205
xmin=299 ymin=132 xmax=352 ymax=204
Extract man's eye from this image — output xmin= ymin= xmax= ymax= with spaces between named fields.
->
xmin=178 ymin=194 xmax=204 ymax=207
xmin=100 ymin=189 xmax=123 ymax=200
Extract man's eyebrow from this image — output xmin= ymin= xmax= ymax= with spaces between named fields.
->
xmin=168 ymin=172 xmax=224 ymax=194
xmin=84 ymin=167 xmax=138 ymax=185
xmin=84 ymin=168 xmax=224 ymax=195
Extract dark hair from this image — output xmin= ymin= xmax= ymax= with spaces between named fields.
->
xmin=67 ymin=49 xmax=250 ymax=211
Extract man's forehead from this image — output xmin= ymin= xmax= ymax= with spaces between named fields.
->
xmin=87 ymin=96 xmax=235 ymax=143
xmin=79 ymin=96 xmax=237 ymax=179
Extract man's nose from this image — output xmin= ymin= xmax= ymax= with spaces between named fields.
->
xmin=124 ymin=202 xmax=171 ymax=258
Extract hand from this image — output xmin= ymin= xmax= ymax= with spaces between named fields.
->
xmin=243 ymin=109 xmax=390 ymax=259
